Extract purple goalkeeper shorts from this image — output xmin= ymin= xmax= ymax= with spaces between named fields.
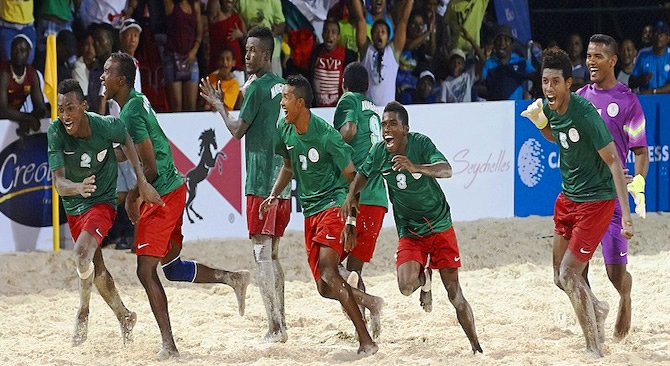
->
xmin=601 ymin=199 xmax=628 ymax=265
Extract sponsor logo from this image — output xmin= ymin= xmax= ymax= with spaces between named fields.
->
xmin=517 ymin=138 xmax=545 ymax=188
xmin=579 ymin=248 xmax=591 ymax=254
xmin=95 ymin=228 xmax=103 ymax=237
xmin=619 ymin=251 xmax=627 ymax=257
xmin=96 ymin=149 xmax=107 ymax=162
xmin=454 ymin=256 xmax=460 ymax=262
xmin=137 ymin=243 xmax=149 ymax=249
xmin=308 ymin=148 xmax=320 ymax=163
xmin=286 ymin=145 xmax=295 ymax=150
xmin=0 ymin=133 xmax=65 ymax=227
xmin=325 ymin=234 xmax=336 ymax=240
xmin=452 ymin=148 xmax=511 ymax=189
xmin=568 ymin=128 xmax=580 ymax=143
xmin=607 ymin=103 xmax=619 ymax=118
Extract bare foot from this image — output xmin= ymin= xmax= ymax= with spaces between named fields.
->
xmin=231 ymin=271 xmax=251 ymax=316
xmin=585 ymin=345 xmax=604 ymax=358
xmin=614 ymin=294 xmax=631 ymax=339
xmin=357 ymin=342 xmax=378 ymax=356
xmin=119 ymin=311 xmax=137 ymax=344
xmin=472 ymin=342 xmax=483 ymax=354
xmin=264 ymin=329 xmax=288 ymax=343
xmin=72 ymin=310 xmax=89 ymax=346
xmin=368 ymin=296 xmax=384 ymax=340
xmin=420 ymin=290 xmax=432 ymax=313
xmin=594 ymin=300 xmax=610 ymax=344
xmin=157 ymin=346 xmax=180 ymax=360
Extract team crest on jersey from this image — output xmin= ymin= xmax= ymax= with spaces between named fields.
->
xmin=411 ymin=172 xmax=423 ymax=180
xmin=97 ymin=149 xmax=108 ymax=162
xmin=568 ymin=128 xmax=580 ymax=143
xmin=559 ymin=132 xmax=569 ymax=149
xmin=607 ymin=103 xmax=619 ymax=118
xmin=308 ymin=147 xmax=320 ymax=163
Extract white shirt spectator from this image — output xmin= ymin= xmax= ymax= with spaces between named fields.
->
xmin=441 ymin=66 xmax=476 ymax=103
xmin=79 ymin=0 xmax=127 ymax=28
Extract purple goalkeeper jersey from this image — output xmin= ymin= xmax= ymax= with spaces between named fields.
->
xmin=577 ymin=82 xmax=647 ymax=165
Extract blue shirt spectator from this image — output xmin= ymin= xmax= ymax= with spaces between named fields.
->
xmin=482 ymin=25 xmax=535 ymax=101
xmin=631 ymin=21 xmax=670 ymax=93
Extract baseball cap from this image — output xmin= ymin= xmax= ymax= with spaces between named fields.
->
xmin=419 ymin=70 xmax=435 ymax=82
xmin=653 ymin=21 xmax=670 ymax=35
xmin=494 ymin=25 xmax=515 ymax=42
xmin=448 ymin=48 xmax=466 ymax=61
xmin=120 ymin=18 xmax=142 ymax=34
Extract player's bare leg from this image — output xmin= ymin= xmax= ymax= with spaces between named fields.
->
xmin=189 ymin=255 xmax=251 ymax=317
xmin=91 ymin=247 xmax=136 ymax=344
xmin=252 ymin=234 xmax=286 ymax=342
xmin=606 ymin=264 xmax=632 ymax=339
xmin=559 ymin=252 xmax=605 ymax=357
xmin=397 ymin=260 xmax=432 ymax=312
xmin=72 ymin=232 xmax=98 ymax=346
xmin=439 ymin=268 xmax=483 ymax=354
xmin=346 ymin=256 xmax=368 ymax=318
xmin=137 ymin=254 xmax=179 ymax=359
xmin=316 ymin=246 xmax=381 ymax=355
xmin=272 ymin=237 xmax=286 ymax=330
xmin=554 ymin=235 xmax=608 ymax=344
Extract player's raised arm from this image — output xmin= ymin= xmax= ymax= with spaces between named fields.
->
xmin=521 ymin=98 xmax=555 ymax=142
xmin=598 ymin=142 xmax=634 ymax=239
xmin=199 ymin=77 xmax=250 ymax=139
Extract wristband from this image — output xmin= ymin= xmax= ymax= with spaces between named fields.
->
xmin=345 ymin=216 xmax=356 ymax=226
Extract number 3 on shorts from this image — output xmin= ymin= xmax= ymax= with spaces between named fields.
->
xmin=396 ymin=173 xmax=407 ymax=189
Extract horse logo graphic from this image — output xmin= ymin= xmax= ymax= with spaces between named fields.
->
xmin=185 ymin=129 xmax=227 ymax=223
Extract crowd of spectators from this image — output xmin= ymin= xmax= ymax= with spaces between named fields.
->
xmin=0 ymin=0 xmax=669 ymax=125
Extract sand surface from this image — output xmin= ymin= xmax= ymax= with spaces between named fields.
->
xmin=1 ymin=214 xmax=669 ymax=365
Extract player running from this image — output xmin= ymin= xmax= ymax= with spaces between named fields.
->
xmin=333 ymin=62 xmax=387 ymax=307
xmin=521 ymin=47 xmax=634 ymax=357
xmin=200 ymin=26 xmax=290 ymax=342
xmin=101 ymin=52 xmax=251 ymax=359
xmin=48 ymin=79 xmax=162 ymax=346
xmin=260 ymin=75 xmax=384 ymax=356
xmin=578 ymin=34 xmax=648 ymax=339
xmin=340 ymin=101 xmax=483 ymax=354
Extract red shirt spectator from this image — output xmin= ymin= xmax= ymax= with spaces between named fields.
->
xmin=207 ymin=0 xmax=245 ymax=73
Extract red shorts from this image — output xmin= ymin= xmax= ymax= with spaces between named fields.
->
xmin=396 ymin=226 xmax=461 ymax=269
xmin=246 ymin=195 xmax=291 ymax=238
xmin=349 ymin=204 xmax=386 ymax=263
xmin=67 ymin=204 xmax=116 ymax=246
xmin=304 ymin=207 xmax=346 ymax=281
xmin=553 ymin=192 xmax=616 ymax=262
xmin=135 ymin=184 xmax=186 ymax=258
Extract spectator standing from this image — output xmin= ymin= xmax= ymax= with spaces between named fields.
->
xmin=401 ymin=70 xmax=439 ymax=104
xmin=163 ymin=0 xmax=203 ymax=111
xmin=365 ymin=0 xmax=394 ymax=41
xmin=35 ymin=0 xmax=78 ymax=72
xmin=440 ymin=33 xmax=485 ymax=104
xmin=0 ymin=35 xmax=46 ymax=136
xmin=481 ymin=25 xmax=535 ymax=101
xmin=56 ymin=30 xmax=78 ymax=83
xmin=207 ymin=0 xmax=245 ymax=74
xmin=87 ymin=23 xmax=115 ymax=114
xmin=629 ymin=21 xmax=670 ymax=95
xmin=617 ymin=39 xmax=637 ymax=86
xmin=396 ymin=10 xmax=435 ymax=100
xmin=330 ymin=0 xmax=369 ymax=55
xmin=640 ymin=24 xmax=653 ymax=50
xmin=206 ymin=47 xmax=240 ymax=110
xmin=72 ymin=31 xmax=97 ymax=96
xmin=78 ymin=0 xmax=129 ymax=28
xmin=353 ymin=0 xmax=413 ymax=106
xmin=239 ymin=0 xmax=285 ymax=76
xmin=309 ymin=19 xmax=357 ymax=107
xmin=566 ymin=33 xmax=589 ymax=91
xmin=0 ymin=0 xmax=36 ymax=64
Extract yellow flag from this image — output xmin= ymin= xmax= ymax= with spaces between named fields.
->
xmin=44 ymin=34 xmax=58 ymax=120
xmin=45 ymin=33 xmax=60 ymax=251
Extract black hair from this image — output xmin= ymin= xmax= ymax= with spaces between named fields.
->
xmin=589 ymin=34 xmax=618 ymax=57
xmin=372 ymin=19 xmax=390 ymax=36
xmin=109 ymin=52 xmax=136 ymax=87
xmin=409 ymin=9 xmax=425 ymax=23
xmin=57 ymin=79 xmax=85 ymax=102
xmin=247 ymin=26 xmax=274 ymax=55
xmin=541 ymin=47 xmax=572 ymax=80
xmin=323 ymin=18 xmax=340 ymax=34
xmin=343 ymin=62 xmax=369 ymax=93
xmin=286 ymin=74 xmax=313 ymax=108
xmin=383 ymin=101 xmax=409 ymax=127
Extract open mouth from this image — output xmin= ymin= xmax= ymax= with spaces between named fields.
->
xmin=62 ymin=119 xmax=74 ymax=131
xmin=546 ymin=95 xmax=557 ymax=106
xmin=384 ymin=135 xmax=394 ymax=149
xmin=589 ymin=66 xmax=598 ymax=79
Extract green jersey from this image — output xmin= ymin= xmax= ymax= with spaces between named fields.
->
xmin=276 ymin=112 xmax=354 ymax=217
xmin=333 ymin=92 xmax=387 ymax=209
xmin=48 ymin=112 xmax=126 ymax=215
xmin=360 ymin=132 xmax=452 ymax=238
xmin=239 ymin=72 xmax=289 ymax=198
xmin=543 ymin=93 xmax=615 ymax=202
xmin=120 ymin=89 xmax=183 ymax=196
